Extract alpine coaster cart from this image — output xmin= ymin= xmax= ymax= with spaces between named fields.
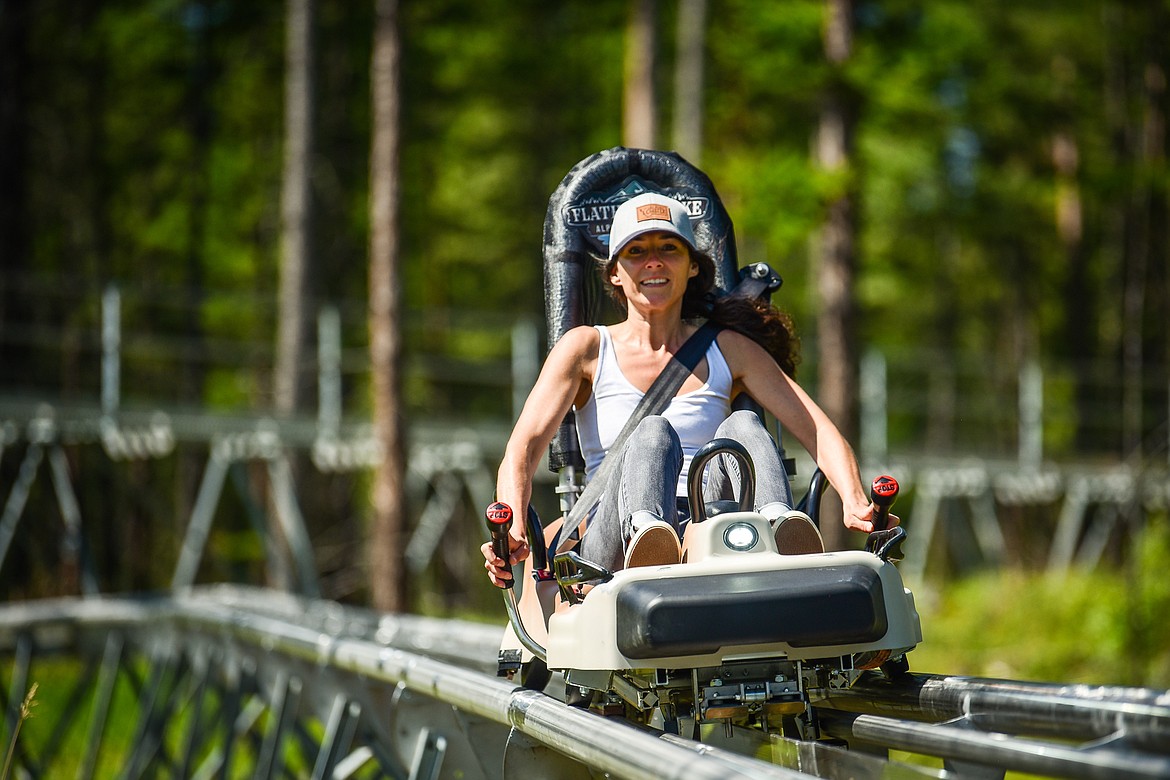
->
xmin=491 ymin=147 xmax=921 ymax=745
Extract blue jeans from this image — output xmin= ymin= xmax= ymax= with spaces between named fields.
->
xmin=577 ymin=410 xmax=793 ymax=571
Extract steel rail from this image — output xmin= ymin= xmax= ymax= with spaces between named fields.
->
xmin=818 ymin=710 xmax=1170 ymax=780
xmin=173 ymin=597 xmax=811 ymax=780
xmin=0 ymin=589 xmax=806 ymax=780
xmin=3 ymin=589 xmax=1170 ymax=779
xmin=821 ymin=671 xmax=1170 ymax=749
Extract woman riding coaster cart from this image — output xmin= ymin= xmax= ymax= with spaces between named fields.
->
xmin=482 ymin=191 xmax=899 ymax=588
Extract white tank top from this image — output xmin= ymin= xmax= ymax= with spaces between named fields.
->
xmin=575 ymin=324 xmax=733 ymax=496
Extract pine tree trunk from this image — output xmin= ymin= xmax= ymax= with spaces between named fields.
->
xmin=1053 ymin=130 xmax=1098 ymax=453
xmin=672 ymin=0 xmax=706 ymax=163
xmin=815 ymin=0 xmax=858 ymax=551
xmin=1111 ymin=3 xmax=1166 ymax=459
xmin=271 ymin=0 xmax=316 ymax=591
xmin=179 ymin=1 xmax=214 ymax=589
xmin=1135 ymin=14 xmax=1166 ymax=459
xmin=0 ymin=4 xmax=30 ymax=375
xmin=369 ymin=0 xmax=408 ymax=613
xmin=275 ymin=0 xmax=315 ymax=419
xmin=623 ymin=0 xmax=657 ymax=149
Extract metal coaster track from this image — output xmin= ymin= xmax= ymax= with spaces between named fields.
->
xmin=819 ymin=675 xmax=1170 ymax=779
xmin=1 ymin=587 xmax=1167 ymax=779
xmin=0 ymin=588 xmax=807 ymax=779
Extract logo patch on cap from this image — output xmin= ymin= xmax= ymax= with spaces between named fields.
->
xmin=635 ymin=203 xmax=672 ymax=222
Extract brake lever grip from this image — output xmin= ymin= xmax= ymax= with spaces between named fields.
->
xmin=485 ymin=502 xmax=514 ymax=590
xmin=870 ymin=475 xmax=899 ymax=532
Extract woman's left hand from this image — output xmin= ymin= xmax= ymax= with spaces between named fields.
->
xmin=844 ymin=502 xmax=901 ymax=534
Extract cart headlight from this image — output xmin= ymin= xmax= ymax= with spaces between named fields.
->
xmin=723 ymin=522 xmax=759 ymax=552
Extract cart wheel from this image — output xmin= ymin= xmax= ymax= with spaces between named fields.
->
xmin=880 ymin=655 xmax=910 ymax=679
xmin=565 ymin=684 xmax=593 ymax=708
xmin=520 ymin=657 xmax=551 ymax=691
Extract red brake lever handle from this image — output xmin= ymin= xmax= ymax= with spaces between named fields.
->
xmin=870 ymin=475 xmax=899 ymax=532
xmin=485 ymin=502 xmax=514 ymax=589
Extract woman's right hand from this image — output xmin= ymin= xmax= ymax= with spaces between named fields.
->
xmin=481 ymin=533 xmax=530 ymax=589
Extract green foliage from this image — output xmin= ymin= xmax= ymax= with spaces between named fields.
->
xmin=4 ymin=0 xmax=1170 ymax=601
xmin=912 ymin=521 xmax=1170 ymax=687
xmin=0 ymin=682 xmax=36 ymax=780
xmin=8 ymin=0 xmax=1168 ymax=440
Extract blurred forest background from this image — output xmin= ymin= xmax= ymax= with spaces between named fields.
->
xmin=1 ymin=1 xmax=1169 ymax=685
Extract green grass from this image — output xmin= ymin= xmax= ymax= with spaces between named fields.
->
xmin=1 ymin=655 xmax=381 ymax=778
xmin=910 ymin=520 xmax=1170 ymax=688
xmin=893 ymin=521 xmax=1170 ymax=780
xmin=1 ymin=681 xmax=37 ymax=780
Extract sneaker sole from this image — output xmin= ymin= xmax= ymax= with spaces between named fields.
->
xmin=625 ymin=525 xmax=681 ymax=569
xmin=774 ymin=516 xmax=825 ymax=555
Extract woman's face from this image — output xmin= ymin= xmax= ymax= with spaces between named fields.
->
xmin=610 ymin=231 xmax=698 ymax=311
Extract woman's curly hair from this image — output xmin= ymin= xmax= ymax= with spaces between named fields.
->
xmin=600 ymin=249 xmax=800 ymax=377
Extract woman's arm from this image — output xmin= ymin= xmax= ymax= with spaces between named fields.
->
xmin=482 ymin=326 xmax=597 ymax=586
xmin=718 ymin=331 xmax=893 ymax=533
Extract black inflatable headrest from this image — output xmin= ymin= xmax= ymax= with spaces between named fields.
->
xmin=542 ymin=147 xmax=739 ymax=349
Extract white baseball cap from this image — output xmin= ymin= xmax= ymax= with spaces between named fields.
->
xmin=607 ymin=192 xmax=697 ymax=262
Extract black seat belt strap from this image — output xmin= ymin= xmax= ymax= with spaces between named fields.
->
xmin=554 ymin=320 xmax=721 ymax=554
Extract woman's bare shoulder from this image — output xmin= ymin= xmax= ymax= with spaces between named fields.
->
xmin=545 ymin=324 xmax=600 ymax=369
xmin=714 ymin=328 xmax=762 ymax=358
xmin=555 ymin=324 xmax=600 ymax=351
xmin=715 ymin=328 xmax=778 ymax=380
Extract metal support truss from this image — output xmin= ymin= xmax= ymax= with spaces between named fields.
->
xmin=1 ymin=588 xmax=1168 ymax=779
xmin=0 ymin=432 xmax=99 ymax=597
xmin=0 ymin=588 xmax=809 ymax=779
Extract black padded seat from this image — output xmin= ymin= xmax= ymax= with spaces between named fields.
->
xmin=615 ymin=565 xmax=888 ymax=660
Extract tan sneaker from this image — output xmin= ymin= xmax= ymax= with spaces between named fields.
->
xmin=773 ymin=510 xmax=824 ymax=555
xmin=624 ymin=519 xmax=682 ymax=569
